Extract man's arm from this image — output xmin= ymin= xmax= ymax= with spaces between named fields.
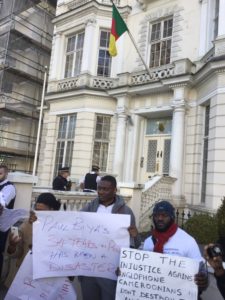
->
xmin=1 ymin=185 xmax=16 ymax=206
xmin=204 ymin=244 xmax=225 ymax=298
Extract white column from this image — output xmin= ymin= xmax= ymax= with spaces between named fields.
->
xmin=113 ymin=96 xmax=128 ymax=181
xmin=49 ymin=32 xmax=63 ymax=80
xmin=81 ymin=17 xmax=97 ymax=74
xmin=218 ymin=0 xmax=225 ymax=36
xmin=169 ymin=87 xmax=186 ymax=203
xmin=199 ymin=0 xmax=208 ymax=56
xmin=124 ymin=115 xmax=142 ymax=182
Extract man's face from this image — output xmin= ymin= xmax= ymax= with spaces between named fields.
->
xmin=153 ymin=211 xmax=174 ymax=232
xmin=97 ymin=180 xmax=116 ymax=203
xmin=35 ymin=203 xmax=52 ymax=211
xmin=0 ymin=168 xmax=7 ymax=182
xmin=61 ymin=171 xmax=69 ymax=179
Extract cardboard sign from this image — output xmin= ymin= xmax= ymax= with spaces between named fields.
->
xmin=5 ymin=252 xmax=77 ymax=300
xmin=116 ymin=248 xmax=199 ymax=300
xmin=33 ymin=211 xmax=130 ymax=280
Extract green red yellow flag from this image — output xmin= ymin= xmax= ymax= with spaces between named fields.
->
xmin=108 ymin=3 xmax=128 ymax=57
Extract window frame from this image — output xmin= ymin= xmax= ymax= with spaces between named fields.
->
xmin=92 ymin=114 xmax=111 ymax=172
xmin=64 ymin=32 xmax=85 ymax=78
xmin=149 ymin=17 xmax=173 ymax=68
xmin=97 ymin=29 xmax=112 ymax=77
xmin=54 ymin=114 xmax=76 ymax=176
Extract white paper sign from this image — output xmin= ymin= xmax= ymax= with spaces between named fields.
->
xmin=116 ymin=248 xmax=199 ymax=300
xmin=5 ymin=252 xmax=77 ymax=300
xmin=0 ymin=208 xmax=29 ymax=231
xmin=33 ymin=211 xmax=130 ymax=280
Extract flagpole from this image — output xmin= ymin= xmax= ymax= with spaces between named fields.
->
xmin=110 ymin=1 xmax=152 ymax=79
xmin=32 ymin=66 xmax=48 ymax=178
xmin=126 ymin=30 xmax=152 ymax=79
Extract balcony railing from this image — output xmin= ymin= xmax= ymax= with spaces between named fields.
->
xmin=67 ymin=0 xmax=121 ymax=10
xmin=48 ymin=64 xmax=175 ymax=93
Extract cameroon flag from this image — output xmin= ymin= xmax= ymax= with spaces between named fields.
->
xmin=108 ymin=3 xmax=128 ymax=57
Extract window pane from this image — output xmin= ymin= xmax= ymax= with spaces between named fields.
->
xmin=146 ymin=118 xmax=172 ymax=135
xmin=76 ymin=32 xmax=84 ymax=50
xmin=92 ymin=115 xmax=111 ymax=171
xmin=74 ymin=50 xmax=83 ymax=75
xmin=151 ymin=23 xmax=161 ymax=41
xmin=150 ymin=42 xmax=160 ymax=68
xmin=67 ymin=36 xmax=75 ymax=52
xmin=97 ymin=30 xmax=111 ymax=77
xmin=54 ymin=115 xmax=76 ymax=176
xmin=64 ymin=54 xmax=73 ymax=78
xmin=150 ymin=18 xmax=173 ymax=68
xmin=65 ymin=32 xmax=84 ymax=78
xmin=163 ymin=19 xmax=173 ymax=38
xmin=58 ymin=116 xmax=67 ymax=139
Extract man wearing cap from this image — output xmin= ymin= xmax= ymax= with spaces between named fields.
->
xmin=80 ymin=165 xmax=101 ymax=192
xmin=143 ymin=200 xmax=208 ymax=299
xmin=52 ymin=167 xmax=71 ymax=191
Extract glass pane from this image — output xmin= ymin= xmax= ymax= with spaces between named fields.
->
xmin=76 ymin=32 xmax=84 ymax=50
xmin=151 ymin=23 xmax=161 ymax=41
xmin=146 ymin=118 xmax=172 ymax=135
xmin=67 ymin=115 xmax=76 ymax=139
xmin=65 ymin=141 xmax=74 ymax=167
xmin=64 ymin=54 xmax=73 ymax=78
xmin=74 ymin=50 xmax=83 ymax=75
xmin=58 ymin=116 xmax=67 ymax=139
xmin=93 ymin=142 xmax=101 ymax=166
xmin=150 ymin=42 xmax=160 ymax=68
xmin=100 ymin=142 xmax=108 ymax=171
xmin=163 ymin=19 xmax=173 ymax=38
xmin=67 ymin=36 xmax=75 ymax=52
xmin=100 ymin=31 xmax=110 ymax=48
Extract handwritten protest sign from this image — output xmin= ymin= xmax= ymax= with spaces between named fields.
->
xmin=5 ymin=252 xmax=77 ymax=300
xmin=33 ymin=211 xmax=130 ymax=280
xmin=0 ymin=208 xmax=28 ymax=231
xmin=116 ymin=248 xmax=199 ymax=300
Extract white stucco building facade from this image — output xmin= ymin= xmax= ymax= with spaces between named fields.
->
xmin=37 ymin=0 xmax=225 ymax=222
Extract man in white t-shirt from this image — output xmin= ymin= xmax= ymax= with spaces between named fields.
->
xmin=143 ymin=200 xmax=208 ymax=299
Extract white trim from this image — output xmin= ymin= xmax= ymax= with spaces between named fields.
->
xmin=189 ymin=87 xmax=225 ymax=107
xmin=49 ymin=107 xmax=115 ymax=116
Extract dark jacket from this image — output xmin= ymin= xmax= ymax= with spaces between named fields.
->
xmin=81 ymin=194 xmax=141 ymax=249
xmin=215 ymin=272 xmax=225 ymax=299
xmin=52 ymin=175 xmax=68 ymax=191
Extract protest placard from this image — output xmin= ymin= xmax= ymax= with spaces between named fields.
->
xmin=0 ymin=208 xmax=28 ymax=231
xmin=115 ymin=248 xmax=199 ymax=300
xmin=33 ymin=211 xmax=130 ymax=280
xmin=5 ymin=252 xmax=77 ymax=300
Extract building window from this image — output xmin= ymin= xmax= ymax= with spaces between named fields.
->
xmin=92 ymin=115 xmax=111 ymax=171
xmin=146 ymin=118 xmax=172 ymax=135
xmin=97 ymin=30 xmax=111 ymax=77
xmin=54 ymin=114 xmax=76 ymax=174
xmin=149 ymin=18 xmax=173 ymax=68
xmin=214 ymin=0 xmax=219 ymax=39
xmin=64 ymin=32 xmax=84 ymax=78
xmin=201 ymin=105 xmax=210 ymax=203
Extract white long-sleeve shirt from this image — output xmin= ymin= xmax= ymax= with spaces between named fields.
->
xmin=0 ymin=179 xmax=16 ymax=207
